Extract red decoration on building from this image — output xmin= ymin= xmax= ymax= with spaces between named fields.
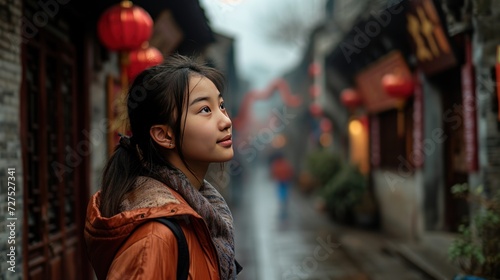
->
xmin=381 ymin=73 xmax=414 ymax=137
xmin=97 ymin=1 xmax=153 ymax=51
xmin=232 ymin=78 xmax=302 ymax=129
xmin=320 ymin=118 xmax=332 ymax=132
xmin=309 ymin=103 xmax=323 ymax=117
xmin=381 ymin=73 xmax=414 ymax=98
xmin=463 ymin=36 xmax=478 ymax=172
xmin=126 ymin=45 xmax=164 ymax=82
xmin=309 ymin=84 xmax=321 ymax=98
xmin=308 ymin=62 xmax=321 ymax=77
xmin=340 ymin=88 xmax=363 ymax=109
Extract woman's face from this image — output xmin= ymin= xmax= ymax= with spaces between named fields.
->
xmin=179 ymin=75 xmax=234 ymax=165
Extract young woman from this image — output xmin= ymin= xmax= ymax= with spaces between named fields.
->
xmin=84 ymin=54 xmax=242 ymax=279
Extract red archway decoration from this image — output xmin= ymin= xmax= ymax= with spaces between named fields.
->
xmin=232 ymin=78 xmax=302 ymax=129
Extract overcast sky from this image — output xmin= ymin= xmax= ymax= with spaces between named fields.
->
xmin=199 ymin=0 xmax=326 ymax=89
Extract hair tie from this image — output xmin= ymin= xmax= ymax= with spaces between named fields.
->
xmin=118 ymin=133 xmax=134 ymax=150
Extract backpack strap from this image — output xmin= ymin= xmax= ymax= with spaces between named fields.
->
xmin=154 ymin=218 xmax=189 ymax=280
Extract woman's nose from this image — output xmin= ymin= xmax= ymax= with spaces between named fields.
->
xmin=219 ymin=111 xmax=232 ymax=131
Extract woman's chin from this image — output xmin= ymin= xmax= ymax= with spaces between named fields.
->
xmin=216 ymin=150 xmax=234 ymax=162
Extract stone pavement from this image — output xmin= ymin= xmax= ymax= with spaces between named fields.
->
xmin=230 ymin=164 xmax=433 ymax=280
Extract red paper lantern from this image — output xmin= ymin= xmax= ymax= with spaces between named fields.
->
xmin=340 ymin=88 xmax=363 ymax=108
xmin=381 ymin=73 xmax=414 ymax=99
xmin=308 ymin=62 xmax=321 ymax=77
xmin=382 ymin=73 xmax=414 ymax=138
xmin=97 ymin=1 xmax=153 ymax=51
xmin=309 ymin=84 xmax=320 ymax=98
xmin=309 ymin=103 xmax=323 ymax=117
xmin=126 ymin=46 xmax=164 ymax=81
xmin=320 ymin=118 xmax=332 ymax=132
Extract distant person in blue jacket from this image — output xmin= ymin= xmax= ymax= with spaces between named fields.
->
xmin=270 ymin=153 xmax=294 ymax=220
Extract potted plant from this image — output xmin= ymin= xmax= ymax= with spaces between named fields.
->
xmin=305 ymin=148 xmax=343 ymax=188
xmin=448 ymin=183 xmax=500 ymax=280
xmin=320 ymin=163 xmax=367 ymax=225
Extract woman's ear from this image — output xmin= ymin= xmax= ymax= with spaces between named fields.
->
xmin=150 ymin=125 xmax=175 ymax=149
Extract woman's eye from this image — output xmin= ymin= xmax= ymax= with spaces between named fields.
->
xmin=200 ymin=106 xmax=211 ymax=113
xmin=219 ymin=102 xmax=226 ymax=110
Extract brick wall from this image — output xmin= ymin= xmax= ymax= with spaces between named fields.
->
xmin=0 ymin=0 xmax=23 ymax=279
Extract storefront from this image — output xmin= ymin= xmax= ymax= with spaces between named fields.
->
xmin=323 ymin=0 xmax=480 ymax=239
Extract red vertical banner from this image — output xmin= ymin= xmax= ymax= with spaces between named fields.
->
xmin=462 ymin=36 xmax=478 ymax=172
xmin=412 ymin=72 xmax=424 ymax=168
xmin=370 ymin=115 xmax=381 ymax=167
xmin=496 ymin=45 xmax=500 ymax=121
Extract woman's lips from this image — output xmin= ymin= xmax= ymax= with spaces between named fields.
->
xmin=218 ymin=139 xmax=233 ymax=147
xmin=217 ymin=135 xmax=232 ymax=147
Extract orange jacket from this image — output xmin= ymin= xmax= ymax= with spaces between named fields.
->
xmin=84 ymin=177 xmax=221 ymax=280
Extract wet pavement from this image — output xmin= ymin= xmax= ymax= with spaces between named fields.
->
xmin=230 ymin=163 xmax=432 ymax=280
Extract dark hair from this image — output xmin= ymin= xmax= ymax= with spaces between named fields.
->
xmin=100 ymin=54 xmax=226 ymax=217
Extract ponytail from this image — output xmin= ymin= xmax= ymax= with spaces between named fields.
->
xmin=99 ymin=135 xmax=143 ymax=217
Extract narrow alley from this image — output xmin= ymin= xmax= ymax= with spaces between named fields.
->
xmin=231 ymin=163 xmax=432 ymax=280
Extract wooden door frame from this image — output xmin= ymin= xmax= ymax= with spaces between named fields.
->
xmin=20 ymin=18 xmax=91 ymax=280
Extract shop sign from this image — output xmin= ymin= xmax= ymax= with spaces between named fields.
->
xmin=407 ymin=0 xmax=456 ymax=75
xmin=355 ymin=51 xmax=412 ymax=113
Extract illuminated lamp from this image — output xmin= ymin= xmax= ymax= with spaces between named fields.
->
xmin=349 ymin=119 xmax=363 ymax=135
xmin=126 ymin=44 xmax=164 ymax=82
xmin=381 ymin=73 xmax=415 ymax=137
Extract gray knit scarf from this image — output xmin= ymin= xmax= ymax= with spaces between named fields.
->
xmin=151 ymin=166 xmax=241 ymax=279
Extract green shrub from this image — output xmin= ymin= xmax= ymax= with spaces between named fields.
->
xmin=305 ymin=149 xmax=342 ymax=187
xmin=321 ymin=163 xmax=367 ymax=223
xmin=448 ymin=183 xmax=500 ymax=278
